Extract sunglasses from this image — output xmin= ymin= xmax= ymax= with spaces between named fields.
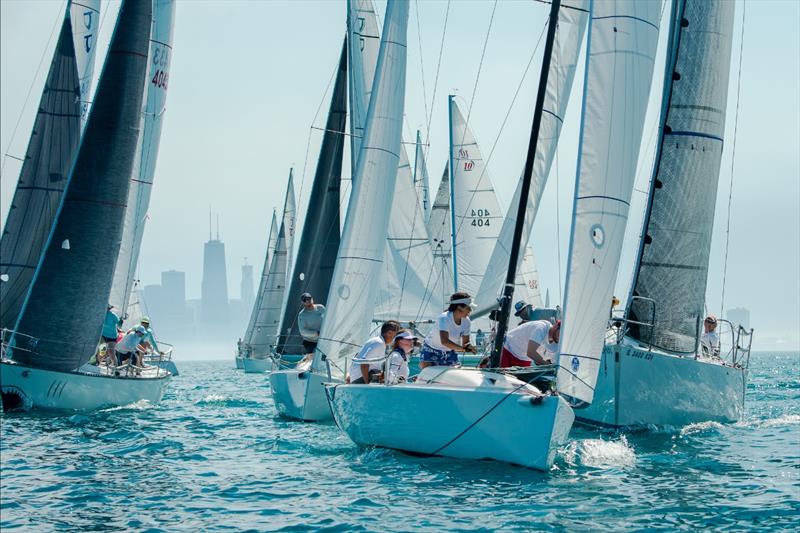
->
xmin=301 ymin=298 xmax=312 ymax=302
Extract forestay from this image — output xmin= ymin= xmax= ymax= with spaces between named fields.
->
xmin=557 ymin=0 xmax=662 ymax=405
xmin=247 ymin=179 xmax=294 ymax=358
xmin=0 ymin=12 xmax=82 ymax=331
xmin=448 ymin=96 xmax=503 ymax=297
xmin=312 ymin=0 xmax=409 ymax=379
xmin=109 ymin=0 xmax=176 ymax=319
xmin=244 ymin=210 xmax=277 ymax=345
xmin=474 ymin=1 xmax=588 ymax=312
xmin=70 ymin=0 xmax=101 ymax=125
xmin=627 ymin=0 xmax=736 ymax=354
xmin=275 ymin=40 xmax=347 ymax=355
xmin=10 ymin=0 xmax=153 ymax=372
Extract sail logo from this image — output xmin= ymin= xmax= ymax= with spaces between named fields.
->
xmin=82 ymin=11 xmax=94 ymax=53
xmin=458 ymin=148 xmax=469 ymax=158
xmin=571 ymin=356 xmax=580 ymax=372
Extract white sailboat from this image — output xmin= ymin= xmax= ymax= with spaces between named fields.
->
xmin=242 ymin=175 xmax=295 ymax=373
xmin=270 ymin=0 xmax=410 ymax=421
xmin=578 ymin=0 xmax=751 ymax=428
xmin=327 ymin=0 xmax=662 ymax=470
xmin=1 ymin=0 xmax=171 ymax=411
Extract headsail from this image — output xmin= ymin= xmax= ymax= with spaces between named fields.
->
xmin=557 ymin=0 xmax=662 ymax=404
xmin=109 ymin=0 xmax=176 ymax=320
xmin=244 ymin=210 xmax=277 ymax=345
xmin=283 ymin=170 xmax=297 ymax=292
xmin=473 ymin=1 xmax=588 ymax=311
xmin=275 ymin=39 xmax=347 ymax=354
xmin=426 ymin=164 xmax=455 ymax=302
xmin=518 ymin=245 xmax=543 ymax=308
xmin=413 ymin=130 xmax=431 ymax=223
xmin=627 ymin=0 xmax=736 ymax=353
xmin=70 ymin=0 xmax=101 ymax=125
xmin=448 ymin=96 xmax=503 ymax=297
xmin=313 ymin=0 xmax=409 ymax=378
xmin=0 ymin=11 xmax=82 ymax=331
xmin=10 ymin=0 xmax=154 ymax=372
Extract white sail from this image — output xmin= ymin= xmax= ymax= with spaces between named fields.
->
xmin=374 ymin=149 xmax=443 ymax=322
xmin=245 ymin=211 xmax=278 ymax=344
xmin=414 ymin=130 xmax=431 ymax=223
xmin=518 ymin=245 xmax=543 ymax=308
xmin=283 ymin=170 xmax=297 ymax=291
xmin=448 ymin=96 xmax=503 ymax=298
xmin=426 ymin=164 xmax=455 ymax=302
xmin=313 ymin=0 xmax=409 ymax=379
xmin=557 ymin=0 xmax=662 ymax=404
xmin=70 ymin=0 xmax=100 ymax=125
xmin=347 ymin=0 xmax=381 ymax=166
xmin=473 ymin=2 xmax=588 ymax=312
xmin=109 ymin=0 xmax=176 ymax=317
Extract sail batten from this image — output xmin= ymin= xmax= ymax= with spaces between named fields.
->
xmin=556 ymin=0 xmax=662 ymax=405
xmin=10 ymin=0 xmax=154 ymax=372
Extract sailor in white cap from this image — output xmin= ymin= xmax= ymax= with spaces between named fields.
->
xmin=420 ymin=292 xmax=477 ymax=369
xmin=386 ymin=330 xmax=418 ymax=384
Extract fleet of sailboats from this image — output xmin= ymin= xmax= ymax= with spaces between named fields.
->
xmin=0 ymin=0 xmax=755 ymax=473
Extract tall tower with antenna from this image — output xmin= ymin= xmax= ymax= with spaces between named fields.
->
xmin=201 ymin=210 xmax=229 ymax=329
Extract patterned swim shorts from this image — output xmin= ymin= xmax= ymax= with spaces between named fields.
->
xmin=420 ymin=344 xmax=459 ymax=366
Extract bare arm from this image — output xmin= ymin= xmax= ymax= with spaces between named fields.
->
xmin=439 ymin=331 xmax=463 ymax=352
xmin=461 ymin=335 xmax=476 ymax=353
xmin=526 ymin=340 xmax=550 ymax=366
xmin=360 ymin=364 xmax=371 ymax=383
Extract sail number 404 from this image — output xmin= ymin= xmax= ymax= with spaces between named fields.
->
xmin=152 ymin=70 xmax=169 ymax=90
xmin=470 ymin=208 xmax=490 ymax=227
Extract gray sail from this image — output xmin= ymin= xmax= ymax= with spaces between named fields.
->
xmin=627 ymin=0 xmax=735 ymax=353
xmin=0 ymin=13 xmax=81 ymax=331
xmin=276 ymin=38 xmax=347 ymax=354
xmin=11 ymin=0 xmax=153 ymax=372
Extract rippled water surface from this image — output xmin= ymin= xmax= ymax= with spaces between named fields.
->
xmin=2 ymin=352 xmax=798 ymax=531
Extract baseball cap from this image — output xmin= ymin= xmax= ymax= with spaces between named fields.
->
xmin=514 ymin=300 xmax=532 ymax=317
xmin=300 ymin=292 xmax=312 ymax=301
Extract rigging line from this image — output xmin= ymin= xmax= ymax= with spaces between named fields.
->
xmin=452 ymin=20 xmax=549 ymax=250
xmin=0 ymin=3 xmax=64 ymax=182
xmin=423 ymin=0 xmax=451 ymax=162
xmin=721 ymin=0 xmax=746 ymax=316
xmin=414 ymin=0 xmax=430 ymax=135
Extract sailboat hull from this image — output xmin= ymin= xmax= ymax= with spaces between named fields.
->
xmin=269 ymin=368 xmax=333 ymax=421
xmin=0 ymin=360 xmax=170 ymax=412
xmin=326 ymin=368 xmax=574 ymax=471
xmin=242 ymin=358 xmax=270 ymax=374
xmin=235 ymin=356 xmax=244 ymax=369
xmin=578 ymin=342 xmax=746 ymax=428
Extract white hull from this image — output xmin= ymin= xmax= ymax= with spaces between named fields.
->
xmin=579 ymin=341 xmax=747 ymax=428
xmin=0 ymin=360 xmax=171 ymax=412
xmin=269 ymin=368 xmax=334 ymax=421
xmin=143 ymin=357 xmax=179 ymax=376
xmin=242 ymin=358 xmax=270 ymax=374
xmin=326 ymin=368 xmax=575 ymax=471
xmin=235 ymin=356 xmax=244 ymax=369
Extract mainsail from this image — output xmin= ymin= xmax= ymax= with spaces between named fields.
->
xmin=70 ymin=0 xmax=101 ymax=125
xmin=426 ymin=163 xmax=455 ymax=302
xmin=0 ymin=11 xmax=82 ymax=331
xmin=473 ymin=1 xmax=588 ymax=312
xmin=10 ymin=0 xmax=153 ymax=372
xmin=448 ymin=96 xmax=503 ymax=297
xmin=347 ymin=0 xmax=381 ymax=165
xmin=627 ymin=0 xmax=736 ymax=353
xmin=109 ymin=0 xmax=176 ymax=319
xmin=312 ymin=0 xmax=409 ymax=378
xmin=275 ymin=40 xmax=347 ymax=354
xmin=246 ymin=179 xmax=294 ymax=358
xmin=557 ymin=0 xmax=662 ymax=404
xmin=244 ymin=210 xmax=277 ymax=345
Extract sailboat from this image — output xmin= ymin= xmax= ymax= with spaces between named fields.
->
xmin=578 ymin=0 xmax=752 ymax=428
xmin=326 ymin=0 xmax=662 ymax=470
xmin=270 ymin=0 xmax=410 ymax=421
xmin=241 ymin=175 xmax=295 ymax=373
xmin=0 ymin=0 xmax=171 ymax=411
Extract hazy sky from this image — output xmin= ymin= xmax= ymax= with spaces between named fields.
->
xmin=1 ymin=0 xmax=798 ymax=350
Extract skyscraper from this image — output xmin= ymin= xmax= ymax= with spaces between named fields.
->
xmin=241 ymin=261 xmax=254 ymax=313
xmin=201 ymin=237 xmax=229 ymax=326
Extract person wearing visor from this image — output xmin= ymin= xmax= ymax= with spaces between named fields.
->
xmin=701 ymin=315 xmax=720 ymax=357
xmin=501 ymin=312 xmax=561 ymax=367
xmin=348 ymin=321 xmax=400 ymax=384
xmin=138 ymin=316 xmax=161 ymax=355
xmin=386 ymin=330 xmax=417 ymax=384
xmin=420 ymin=292 xmax=477 ymax=369
xmin=297 ymin=292 xmax=325 ymax=365
xmin=116 ymin=326 xmax=147 ymax=366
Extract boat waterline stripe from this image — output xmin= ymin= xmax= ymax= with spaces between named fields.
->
xmin=665 ymin=130 xmax=724 ymax=142
xmin=593 ymin=14 xmax=659 ymax=31
xmin=576 ymin=195 xmax=630 ymax=206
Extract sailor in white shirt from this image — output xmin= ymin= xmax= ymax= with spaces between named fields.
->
xmin=501 ymin=319 xmax=561 ymax=367
xmin=701 ymin=315 xmax=720 ymax=357
xmin=348 ymin=321 xmax=400 ymax=384
xmin=386 ymin=331 xmax=417 ymax=384
xmin=421 ymin=292 xmax=477 ymax=368
xmin=116 ymin=326 xmax=146 ymax=366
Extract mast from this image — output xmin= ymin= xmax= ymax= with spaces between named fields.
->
xmin=489 ymin=0 xmax=562 ymax=368
xmin=447 ymin=94 xmax=458 ymax=290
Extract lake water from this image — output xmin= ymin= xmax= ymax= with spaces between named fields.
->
xmin=1 ymin=352 xmax=798 ymax=531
